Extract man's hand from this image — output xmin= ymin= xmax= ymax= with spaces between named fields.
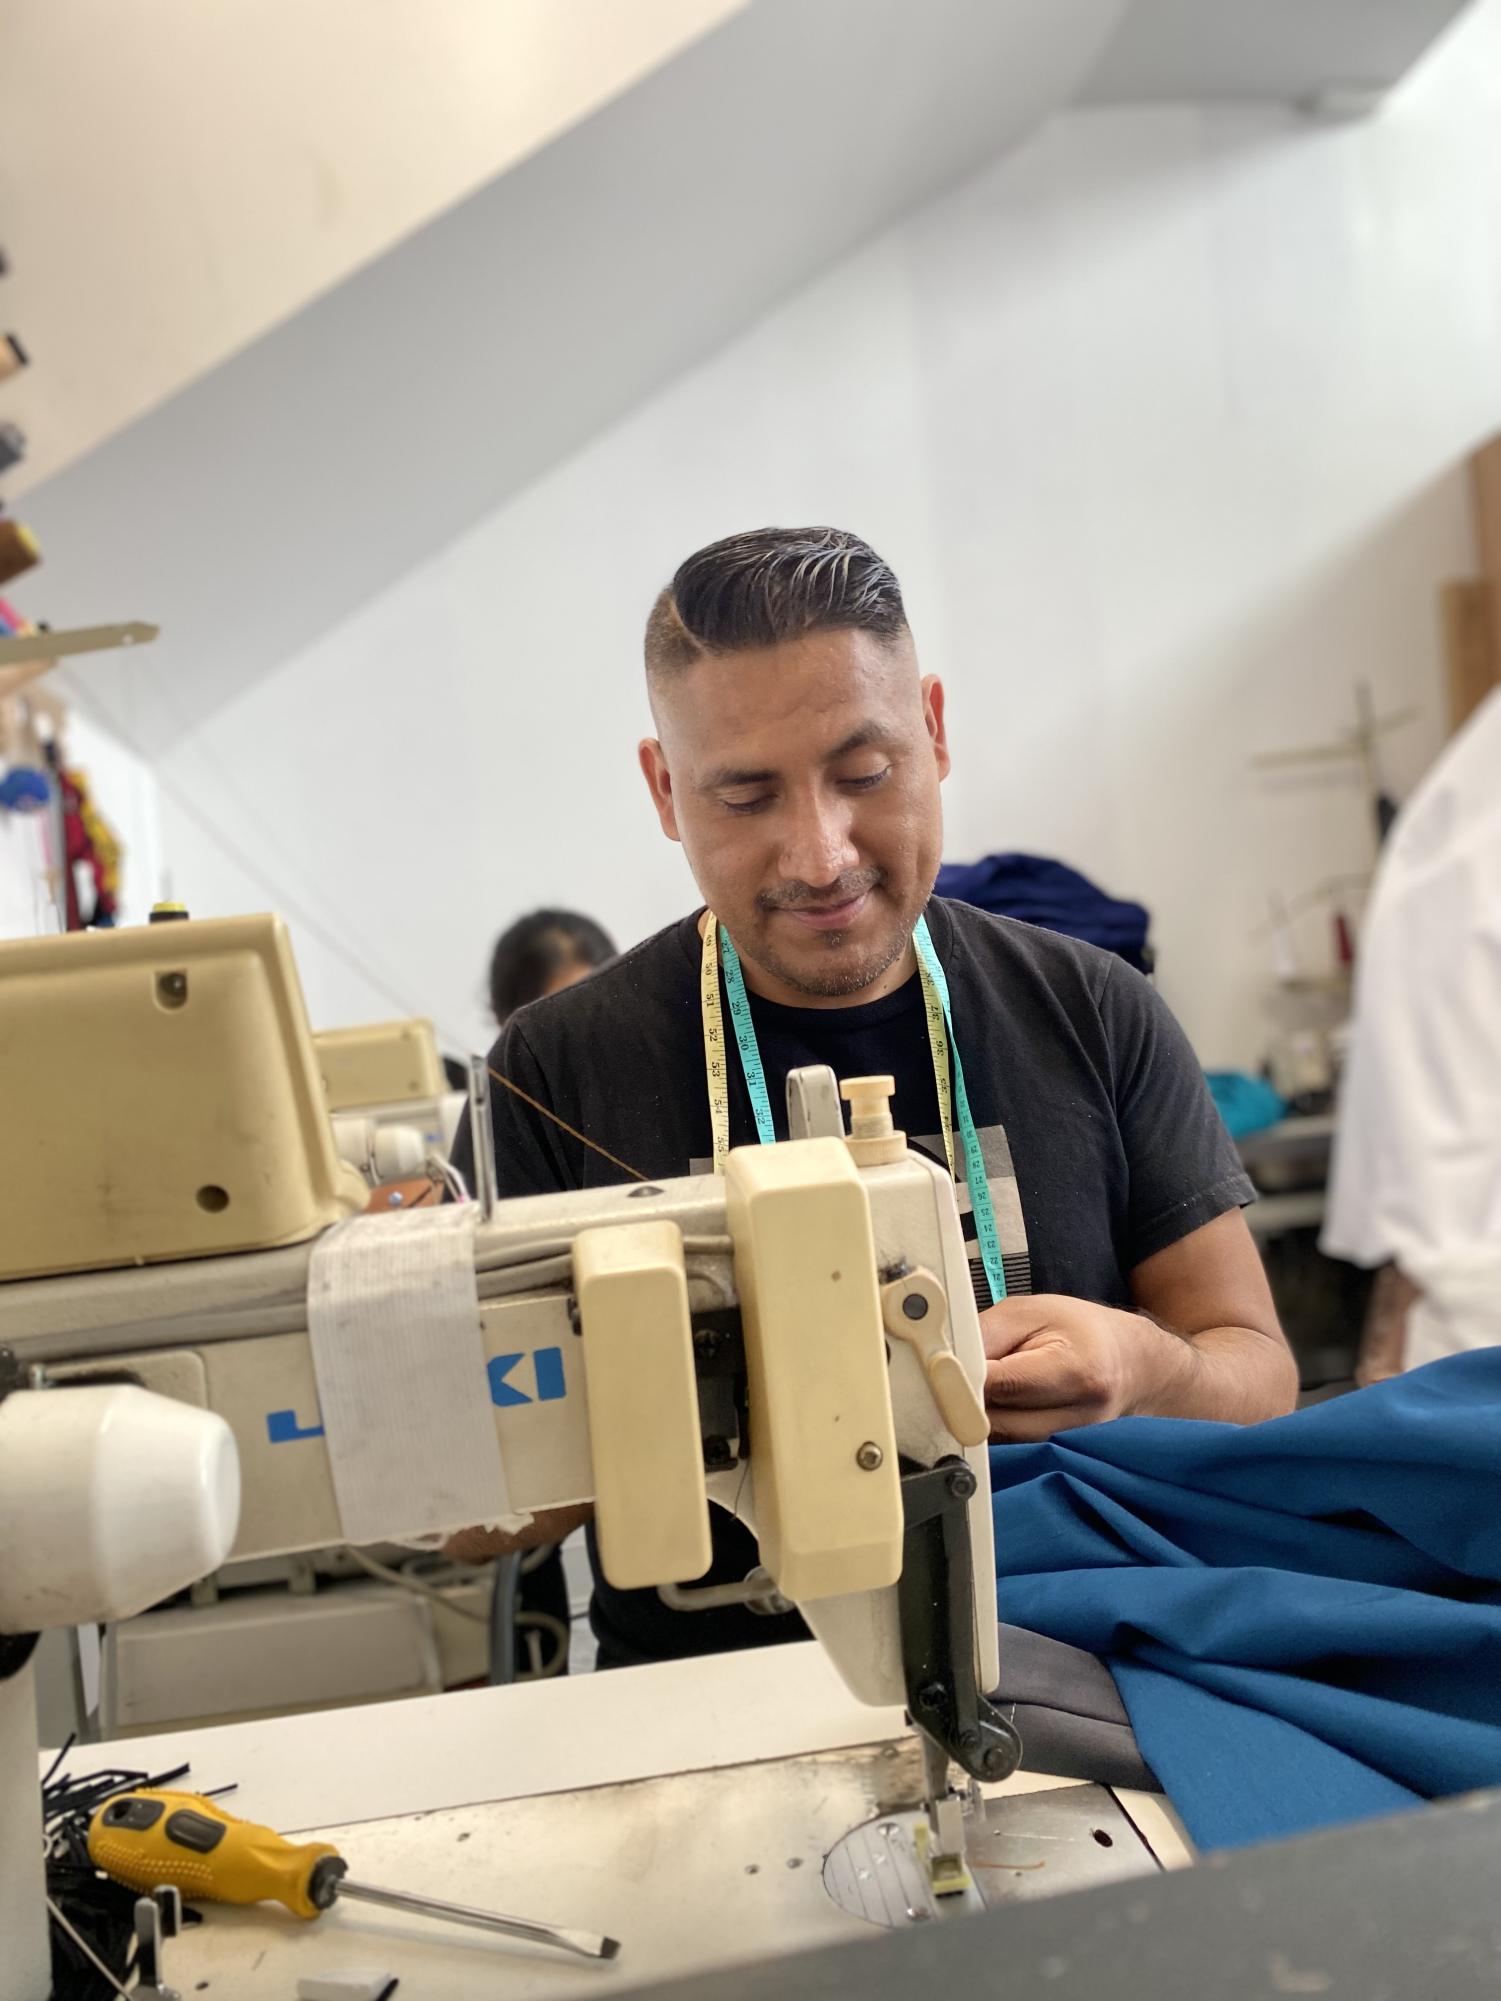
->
xmin=982 ymin=1295 xmax=1177 ymax=1440
xmin=982 ymin=1212 xmax=1299 ymax=1439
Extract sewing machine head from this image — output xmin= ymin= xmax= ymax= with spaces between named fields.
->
xmin=0 ymin=914 xmax=368 ymax=1280
xmin=315 ymin=1015 xmax=467 ymax=1184
xmin=0 ymin=914 xmax=1013 ymax=1787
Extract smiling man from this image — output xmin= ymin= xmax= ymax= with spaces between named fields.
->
xmin=451 ymin=526 xmax=1296 ymax=1667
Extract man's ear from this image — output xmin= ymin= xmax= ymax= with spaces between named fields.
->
xmin=638 ymin=737 xmax=681 ymax=842
xmin=922 ymin=676 xmax=952 ymax=782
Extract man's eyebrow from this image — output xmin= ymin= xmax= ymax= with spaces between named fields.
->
xmin=825 ymin=723 xmax=901 ymax=760
xmin=699 ymin=762 xmax=777 ymax=793
xmin=698 ymin=724 xmax=902 ymax=794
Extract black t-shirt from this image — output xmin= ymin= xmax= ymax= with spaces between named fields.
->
xmin=452 ymin=897 xmax=1253 ymax=1665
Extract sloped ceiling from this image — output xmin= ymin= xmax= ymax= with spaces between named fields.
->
xmin=10 ymin=0 xmax=1475 ymax=752
xmin=17 ymin=0 xmax=1128 ymax=749
xmin=0 ymin=0 xmax=746 ymax=494
xmin=1084 ymin=0 xmax=1473 ymax=103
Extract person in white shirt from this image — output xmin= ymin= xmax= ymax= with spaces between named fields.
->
xmin=1323 ymin=690 xmax=1501 ymax=1373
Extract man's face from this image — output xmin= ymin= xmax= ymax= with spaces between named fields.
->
xmin=639 ymin=628 xmax=951 ymax=1003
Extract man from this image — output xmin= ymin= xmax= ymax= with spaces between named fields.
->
xmin=1323 ymin=688 xmax=1501 ymax=1374
xmin=451 ymin=527 xmax=1296 ymax=1666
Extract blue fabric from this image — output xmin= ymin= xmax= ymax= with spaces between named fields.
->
xmin=0 ymin=766 xmax=50 ymax=813
xmin=990 ymin=1351 xmax=1501 ymax=1851
xmin=935 ymin=853 xmax=1151 ymax=972
xmin=1205 ymin=1070 xmax=1287 ymax=1140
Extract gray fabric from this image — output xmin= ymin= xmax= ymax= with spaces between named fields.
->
xmin=995 ymin=1624 xmax=1161 ymax=1792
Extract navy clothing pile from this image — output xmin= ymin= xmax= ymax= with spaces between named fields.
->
xmin=991 ymin=1350 xmax=1501 ymax=1851
xmin=936 ymin=853 xmax=1151 ymax=973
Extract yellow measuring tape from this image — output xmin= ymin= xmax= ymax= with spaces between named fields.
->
xmin=917 ymin=951 xmax=957 ymax=1184
xmin=700 ymin=912 xmax=956 ymax=1180
xmin=701 ymin=915 xmax=734 ymax=1174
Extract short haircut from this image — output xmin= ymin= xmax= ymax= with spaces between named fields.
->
xmin=488 ymin=909 xmax=616 ymax=1024
xmin=645 ymin=527 xmax=907 ymax=679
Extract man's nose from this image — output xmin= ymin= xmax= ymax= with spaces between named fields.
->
xmin=777 ymin=792 xmax=860 ymax=888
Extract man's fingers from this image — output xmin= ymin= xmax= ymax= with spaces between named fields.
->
xmin=988 ymin=1405 xmax=1088 ymax=1444
xmin=980 ymin=1298 xmax=1057 ymax=1360
xmin=983 ymin=1347 xmax=1075 ymax=1410
xmin=982 ymin=1297 xmax=1129 ymax=1437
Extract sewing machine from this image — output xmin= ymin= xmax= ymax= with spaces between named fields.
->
xmin=0 ymin=912 xmax=1037 ymax=1998
xmin=83 ymin=1009 xmax=480 ymax=1740
xmin=316 ymin=1014 xmax=467 ymax=1188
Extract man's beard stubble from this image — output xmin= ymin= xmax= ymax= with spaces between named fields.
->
xmin=746 ymin=866 xmax=924 ymax=1000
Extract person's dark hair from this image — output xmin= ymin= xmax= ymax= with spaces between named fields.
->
xmin=645 ymin=526 xmax=907 ymax=679
xmin=488 ymin=909 xmax=616 ymax=1024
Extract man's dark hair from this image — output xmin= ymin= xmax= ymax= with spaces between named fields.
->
xmin=645 ymin=526 xmax=907 ymax=678
xmin=488 ymin=909 xmax=616 ymax=1024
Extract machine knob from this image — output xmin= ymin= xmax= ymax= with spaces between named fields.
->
xmin=840 ymin=1076 xmax=905 ymax=1167
xmin=879 ymin=1269 xmax=989 ymax=1447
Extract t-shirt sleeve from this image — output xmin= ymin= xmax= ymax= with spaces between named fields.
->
xmin=448 ymin=1019 xmax=576 ymax=1200
xmin=1098 ymin=958 xmax=1256 ymax=1266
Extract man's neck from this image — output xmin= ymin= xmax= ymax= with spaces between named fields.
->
xmin=710 ymin=920 xmax=919 ymax=1010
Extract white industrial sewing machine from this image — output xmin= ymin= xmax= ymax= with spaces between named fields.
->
xmin=83 ymin=1009 xmax=485 ymax=1740
xmin=317 ymin=1013 xmax=467 ymax=1190
xmin=0 ymin=913 xmax=1039 ymax=1999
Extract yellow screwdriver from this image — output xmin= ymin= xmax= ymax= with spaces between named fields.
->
xmin=88 ymin=1788 xmax=619 ymax=1963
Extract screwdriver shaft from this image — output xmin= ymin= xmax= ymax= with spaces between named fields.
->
xmin=336 ymin=1878 xmax=620 ymax=1961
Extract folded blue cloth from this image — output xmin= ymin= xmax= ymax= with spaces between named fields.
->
xmin=990 ymin=1350 xmax=1501 ymax=1850
xmin=936 ymin=853 xmax=1150 ymax=972
xmin=1205 ymin=1070 xmax=1287 ymax=1140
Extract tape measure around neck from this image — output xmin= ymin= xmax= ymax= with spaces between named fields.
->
xmin=913 ymin=915 xmax=1007 ymax=1304
xmin=701 ymin=914 xmax=774 ymax=1171
xmin=700 ymin=911 xmax=1008 ymax=1304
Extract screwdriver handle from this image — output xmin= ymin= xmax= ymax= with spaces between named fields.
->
xmin=88 ymin=1789 xmax=346 ymax=1920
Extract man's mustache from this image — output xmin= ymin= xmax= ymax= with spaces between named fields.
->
xmin=757 ymin=868 xmax=884 ymax=914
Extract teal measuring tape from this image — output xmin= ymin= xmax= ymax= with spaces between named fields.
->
xmin=707 ymin=911 xmax=1007 ymax=1305
xmin=715 ymin=922 xmax=777 ymax=1147
xmin=913 ymin=915 xmax=1007 ymax=1304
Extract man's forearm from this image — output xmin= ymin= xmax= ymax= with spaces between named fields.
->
xmin=1127 ymin=1312 xmax=1299 ymax=1424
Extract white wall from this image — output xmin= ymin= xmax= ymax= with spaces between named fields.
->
xmin=0 ymin=805 xmax=52 ymax=940
xmin=150 ymin=0 xmax=1501 ymax=1065
xmin=0 ymin=708 xmax=163 ymax=938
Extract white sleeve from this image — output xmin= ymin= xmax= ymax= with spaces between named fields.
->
xmin=1322 ymin=693 xmax=1501 ymax=1279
